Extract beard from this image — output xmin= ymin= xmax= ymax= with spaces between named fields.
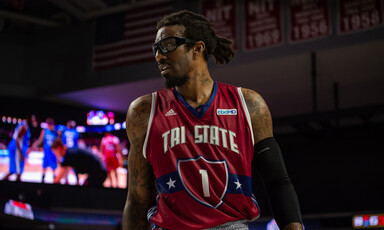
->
xmin=164 ymin=74 xmax=190 ymax=89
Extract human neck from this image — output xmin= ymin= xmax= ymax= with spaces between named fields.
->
xmin=175 ymin=67 xmax=214 ymax=108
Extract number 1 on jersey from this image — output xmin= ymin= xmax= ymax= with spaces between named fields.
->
xmin=199 ymin=169 xmax=210 ymax=197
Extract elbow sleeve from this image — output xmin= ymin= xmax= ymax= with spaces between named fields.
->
xmin=253 ymin=137 xmax=302 ymax=229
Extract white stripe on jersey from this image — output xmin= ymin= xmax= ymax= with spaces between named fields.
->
xmin=237 ymin=87 xmax=254 ymax=146
xmin=143 ymin=92 xmax=157 ymax=159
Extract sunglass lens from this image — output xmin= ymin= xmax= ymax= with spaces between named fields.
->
xmin=159 ymin=38 xmax=177 ymax=53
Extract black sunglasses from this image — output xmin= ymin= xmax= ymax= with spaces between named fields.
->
xmin=152 ymin=37 xmax=194 ymax=55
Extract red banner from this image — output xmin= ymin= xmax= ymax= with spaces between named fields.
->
xmin=244 ymin=0 xmax=283 ymax=51
xmin=289 ymin=0 xmax=331 ymax=43
xmin=338 ymin=0 xmax=383 ymax=34
xmin=202 ymin=0 xmax=237 ymax=49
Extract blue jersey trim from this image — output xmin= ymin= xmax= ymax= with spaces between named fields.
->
xmin=227 ymin=174 xmax=252 ymax=196
xmin=156 ymin=171 xmax=252 ymax=196
xmin=174 ymin=81 xmax=218 ymax=119
xmin=155 ymin=171 xmax=183 ymax=193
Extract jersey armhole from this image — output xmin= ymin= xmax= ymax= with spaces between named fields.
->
xmin=237 ymin=87 xmax=255 ymax=146
xmin=142 ymin=92 xmax=157 ymax=159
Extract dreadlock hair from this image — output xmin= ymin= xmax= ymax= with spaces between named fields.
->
xmin=157 ymin=10 xmax=235 ymax=65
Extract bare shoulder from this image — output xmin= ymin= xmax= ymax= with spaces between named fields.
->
xmin=126 ymin=94 xmax=152 ymax=133
xmin=127 ymin=94 xmax=152 ymax=120
xmin=125 ymin=94 xmax=153 ymax=154
xmin=240 ymin=88 xmax=273 ymax=143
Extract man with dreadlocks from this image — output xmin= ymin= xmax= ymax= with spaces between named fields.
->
xmin=123 ymin=10 xmax=303 ymax=230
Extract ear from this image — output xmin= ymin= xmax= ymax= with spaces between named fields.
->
xmin=193 ymin=41 xmax=205 ymax=55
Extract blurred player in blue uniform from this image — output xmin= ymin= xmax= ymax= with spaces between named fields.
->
xmin=31 ymin=118 xmax=59 ymax=183
xmin=61 ymin=120 xmax=80 ymax=184
xmin=3 ymin=120 xmax=30 ymax=181
xmin=61 ymin=120 xmax=79 ymax=149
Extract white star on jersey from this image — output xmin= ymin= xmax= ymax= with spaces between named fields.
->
xmin=167 ymin=177 xmax=176 ymax=189
xmin=234 ymin=180 xmax=242 ymax=189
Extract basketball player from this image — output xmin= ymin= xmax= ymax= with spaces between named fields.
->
xmin=51 ymin=139 xmax=107 ymax=187
xmin=100 ymin=132 xmax=122 ymax=188
xmin=123 ymin=10 xmax=303 ymax=230
xmin=61 ymin=120 xmax=79 ymax=149
xmin=61 ymin=120 xmax=80 ymax=184
xmin=3 ymin=120 xmax=30 ymax=181
xmin=31 ymin=118 xmax=59 ymax=183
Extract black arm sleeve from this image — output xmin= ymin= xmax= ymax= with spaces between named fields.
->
xmin=253 ymin=137 xmax=302 ymax=229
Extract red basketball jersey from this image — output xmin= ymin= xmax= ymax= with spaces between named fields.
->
xmin=144 ymin=82 xmax=260 ymax=229
xmin=101 ymin=134 xmax=119 ymax=158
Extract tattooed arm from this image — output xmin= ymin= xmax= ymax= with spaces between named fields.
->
xmin=241 ymin=88 xmax=273 ymax=143
xmin=123 ymin=94 xmax=157 ymax=230
xmin=242 ymin=88 xmax=303 ymax=230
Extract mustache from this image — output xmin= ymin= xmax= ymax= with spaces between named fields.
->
xmin=157 ymin=60 xmax=170 ymax=66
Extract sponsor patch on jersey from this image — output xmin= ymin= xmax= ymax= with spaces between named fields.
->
xmin=217 ymin=109 xmax=237 ymax=115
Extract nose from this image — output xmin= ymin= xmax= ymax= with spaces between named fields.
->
xmin=155 ymin=49 xmax=166 ymax=62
